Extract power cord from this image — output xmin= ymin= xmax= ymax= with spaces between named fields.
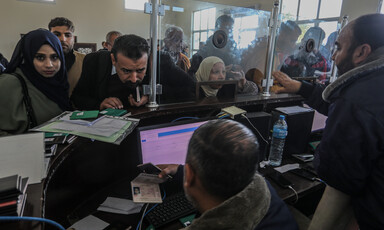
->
xmin=0 ymin=216 xmax=65 ymax=230
xmin=287 ymin=185 xmax=299 ymax=204
xmin=216 ymin=112 xmax=230 ymax=119
xmin=241 ymin=114 xmax=269 ymax=145
xmin=138 ymin=203 xmax=149 ymax=230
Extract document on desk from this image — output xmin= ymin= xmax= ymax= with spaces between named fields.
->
xmin=31 ymin=111 xmax=139 ymax=145
xmin=51 ymin=117 xmax=127 ymax=136
xmin=97 ymin=197 xmax=143 ymax=215
xmin=69 ymin=215 xmax=109 ymax=230
xmin=0 ymin=133 xmax=45 ymax=184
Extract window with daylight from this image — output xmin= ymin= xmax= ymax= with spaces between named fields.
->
xmin=191 ymin=7 xmax=216 ymax=55
xmin=281 ymin=0 xmax=343 ymax=44
xmin=380 ymin=0 xmax=384 ymax=13
xmin=233 ymin=15 xmax=259 ymax=49
xmin=125 ymin=0 xmax=148 ymax=11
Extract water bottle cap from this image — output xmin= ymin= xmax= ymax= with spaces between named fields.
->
xmin=279 ymin=115 xmax=285 ymax=119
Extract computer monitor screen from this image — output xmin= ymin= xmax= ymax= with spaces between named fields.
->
xmin=137 ymin=120 xmax=208 ymax=165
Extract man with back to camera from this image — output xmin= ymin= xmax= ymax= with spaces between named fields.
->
xmin=158 ymin=119 xmax=298 ymax=230
xmin=49 ymin=17 xmax=85 ymax=96
xmin=272 ymin=14 xmax=384 ymax=229
xmin=71 ymin=34 xmax=149 ymax=110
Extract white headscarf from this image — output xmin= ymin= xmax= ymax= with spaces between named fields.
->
xmin=195 ymin=56 xmax=225 ymax=97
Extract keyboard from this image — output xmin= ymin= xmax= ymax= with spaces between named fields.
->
xmin=145 ymin=192 xmax=196 ymax=228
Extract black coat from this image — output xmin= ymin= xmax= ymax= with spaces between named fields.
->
xmin=299 ymin=50 xmax=384 ymax=229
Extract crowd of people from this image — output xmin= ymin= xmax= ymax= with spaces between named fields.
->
xmin=0 ymin=13 xmax=384 ymax=229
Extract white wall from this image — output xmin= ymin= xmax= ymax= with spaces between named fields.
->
xmin=0 ymin=0 xmax=151 ymax=59
xmin=0 ymin=0 xmax=381 ymax=59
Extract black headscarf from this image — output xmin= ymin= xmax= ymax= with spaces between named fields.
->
xmin=6 ymin=29 xmax=71 ymax=111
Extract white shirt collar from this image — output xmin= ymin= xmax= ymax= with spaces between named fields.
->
xmin=111 ymin=65 xmax=116 ymax=75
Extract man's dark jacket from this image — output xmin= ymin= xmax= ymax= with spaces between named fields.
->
xmin=298 ymin=47 xmax=384 ymax=230
xmin=71 ymin=51 xmax=117 ymax=110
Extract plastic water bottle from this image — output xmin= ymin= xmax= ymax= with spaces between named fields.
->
xmin=268 ymin=115 xmax=288 ymax=166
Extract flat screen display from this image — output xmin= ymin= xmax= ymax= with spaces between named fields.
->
xmin=137 ymin=120 xmax=207 ymax=165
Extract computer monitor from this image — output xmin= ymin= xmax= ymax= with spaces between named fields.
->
xmin=137 ymin=119 xmax=208 ymax=165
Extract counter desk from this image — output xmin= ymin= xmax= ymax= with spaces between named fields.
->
xmin=4 ymin=93 xmax=317 ymax=230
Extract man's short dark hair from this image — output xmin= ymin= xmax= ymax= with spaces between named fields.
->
xmin=186 ymin=119 xmax=259 ymax=200
xmin=48 ymin=17 xmax=75 ymax=32
xmin=215 ymin=15 xmax=234 ymax=29
xmin=351 ymin=13 xmax=384 ymax=52
xmin=111 ymin=34 xmax=150 ymax=61
xmin=106 ymin=31 xmax=122 ymax=44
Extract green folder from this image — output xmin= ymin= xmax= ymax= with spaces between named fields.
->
xmin=70 ymin=110 xmax=99 ymax=120
xmin=100 ymin=108 xmax=128 ymax=117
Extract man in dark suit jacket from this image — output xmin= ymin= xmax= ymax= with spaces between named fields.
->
xmin=71 ymin=34 xmax=150 ymax=110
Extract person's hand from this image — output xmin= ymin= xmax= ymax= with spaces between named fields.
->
xmin=230 ymin=69 xmax=246 ymax=89
xmin=129 ymin=95 xmax=149 ymax=107
xmin=156 ymin=164 xmax=179 ymax=179
xmin=100 ymin=97 xmax=123 ymax=110
xmin=272 ymin=71 xmax=302 ymax=94
xmin=227 ymin=64 xmax=246 ymax=89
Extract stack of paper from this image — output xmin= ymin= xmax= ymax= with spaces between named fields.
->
xmin=0 ymin=175 xmax=28 ymax=216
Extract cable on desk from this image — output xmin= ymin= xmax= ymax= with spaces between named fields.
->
xmin=314 ymin=177 xmax=327 ymax=185
xmin=241 ymin=114 xmax=269 ymax=145
xmin=171 ymin=117 xmax=199 ymax=123
xmin=218 ymin=113 xmax=230 ymax=119
xmin=0 ymin=216 xmax=65 ymax=230
xmin=288 ymin=186 xmax=299 ymax=204
xmin=138 ymin=203 xmax=149 ymax=230
xmin=136 ymin=185 xmax=167 ymax=230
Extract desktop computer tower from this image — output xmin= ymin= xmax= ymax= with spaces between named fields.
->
xmin=271 ymin=106 xmax=314 ymax=156
xmin=237 ymin=111 xmax=271 ymax=163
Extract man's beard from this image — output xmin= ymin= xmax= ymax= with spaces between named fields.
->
xmin=183 ymin=173 xmax=200 ymax=211
xmin=183 ymin=186 xmax=200 ymax=211
xmin=337 ymin=53 xmax=355 ymax=76
xmin=123 ymin=79 xmax=142 ymax=89
xmin=61 ymin=42 xmax=73 ymax=54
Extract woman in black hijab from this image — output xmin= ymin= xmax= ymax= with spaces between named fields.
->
xmin=0 ymin=29 xmax=71 ymax=136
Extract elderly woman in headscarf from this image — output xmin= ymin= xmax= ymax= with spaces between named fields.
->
xmin=195 ymin=56 xmax=258 ymax=98
xmin=0 ymin=29 xmax=71 ymax=136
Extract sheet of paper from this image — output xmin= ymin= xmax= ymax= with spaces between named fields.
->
xmin=0 ymin=133 xmax=45 ymax=184
xmin=98 ymin=197 xmax=143 ymax=214
xmin=69 ymin=215 xmax=109 ymax=230
xmin=51 ymin=117 xmax=128 ymax=137
xmin=275 ymin=106 xmax=313 ymax=115
xmin=274 ymin=163 xmax=300 ymax=173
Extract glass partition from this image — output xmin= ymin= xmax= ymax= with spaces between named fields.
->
xmin=156 ymin=0 xmax=270 ymax=105
xmin=278 ymin=16 xmax=340 ymax=84
xmin=153 ymin=0 xmax=341 ymax=105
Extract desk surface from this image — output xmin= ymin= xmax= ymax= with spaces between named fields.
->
xmin=10 ymin=93 xmax=310 ymax=230
xmin=59 ymin=158 xmax=324 ymax=230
